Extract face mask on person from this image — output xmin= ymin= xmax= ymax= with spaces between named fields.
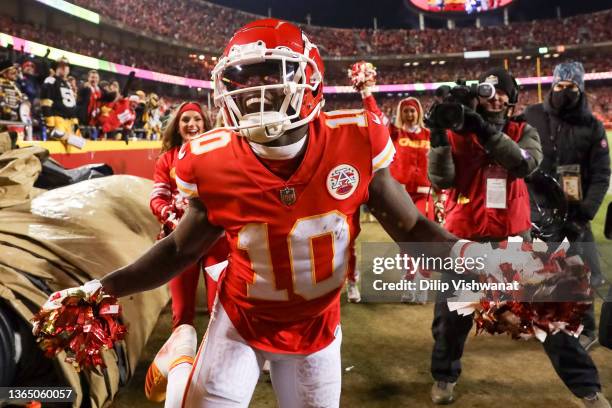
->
xmin=551 ymin=88 xmax=581 ymax=110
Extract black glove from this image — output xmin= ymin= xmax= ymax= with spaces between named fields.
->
xmin=461 ymin=108 xmax=498 ymax=143
xmin=429 ymin=127 xmax=449 ymax=148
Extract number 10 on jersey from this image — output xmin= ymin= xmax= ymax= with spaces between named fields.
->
xmin=238 ymin=211 xmax=351 ymax=301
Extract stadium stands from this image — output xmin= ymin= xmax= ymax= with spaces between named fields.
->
xmin=1 ymin=15 xmax=610 ymax=86
xmin=69 ymin=0 xmax=612 ymax=56
xmin=1 ymin=0 xmax=610 ymax=141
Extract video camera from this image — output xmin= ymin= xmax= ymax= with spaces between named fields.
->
xmin=425 ymin=79 xmax=495 ymax=131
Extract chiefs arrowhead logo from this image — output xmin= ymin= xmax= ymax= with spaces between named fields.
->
xmin=327 ymin=164 xmax=360 ymax=200
xmin=371 ymin=114 xmax=381 ymax=125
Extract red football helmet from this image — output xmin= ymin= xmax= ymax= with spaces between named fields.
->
xmin=211 ymin=19 xmax=325 ymax=143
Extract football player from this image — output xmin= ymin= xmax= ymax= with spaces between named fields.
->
xmin=42 ymin=19 xmax=534 ymax=407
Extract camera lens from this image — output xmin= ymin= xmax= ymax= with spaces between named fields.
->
xmin=477 ymin=83 xmax=496 ymax=100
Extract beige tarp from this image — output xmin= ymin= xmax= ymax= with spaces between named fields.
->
xmin=0 ymin=175 xmax=169 ymax=407
xmin=0 ymin=131 xmax=11 ymax=154
xmin=0 ymin=146 xmax=48 ymax=208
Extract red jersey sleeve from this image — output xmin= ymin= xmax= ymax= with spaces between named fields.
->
xmin=150 ymin=151 xmax=173 ymax=222
xmin=366 ymin=110 xmax=395 ymax=173
xmin=175 ymin=141 xmax=200 ymax=200
xmin=362 ymin=94 xmax=390 ymax=128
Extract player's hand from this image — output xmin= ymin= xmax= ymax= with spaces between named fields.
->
xmin=348 ymin=61 xmax=377 ymax=94
xmin=364 ymin=78 xmax=376 ymax=88
xmin=40 ymin=279 xmax=102 ymax=314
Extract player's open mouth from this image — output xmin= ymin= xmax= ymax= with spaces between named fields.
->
xmin=244 ymin=97 xmax=273 ymax=110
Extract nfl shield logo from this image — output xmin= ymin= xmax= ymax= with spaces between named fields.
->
xmin=280 ymin=186 xmax=296 ymax=206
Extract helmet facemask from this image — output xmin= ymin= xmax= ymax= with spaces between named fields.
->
xmin=212 ymin=38 xmax=323 ymax=144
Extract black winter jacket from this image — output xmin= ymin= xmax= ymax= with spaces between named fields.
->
xmin=523 ymin=92 xmax=610 ymax=221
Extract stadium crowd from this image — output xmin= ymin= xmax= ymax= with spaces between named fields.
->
xmin=69 ymin=0 xmax=612 ymax=56
xmin=2 ymin=15 xmax=610 ymax=88
xmin=325 ymin=87 xmax=612 ymax=128
xmin=0 ymin=16 xmax=212 ymax=79
xmin=1 ymin=0 xmax=611 ymax=141
xmin=327 ymin=57 xmax=612 ymax=85
xmin=1 ymin=36 xmax=611 ymax=145
xmin=0 ymin=45 xmax=189 ymax=141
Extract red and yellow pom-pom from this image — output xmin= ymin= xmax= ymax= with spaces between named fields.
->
xmin=474 ymin=245 xmax=591 ymax=341
xmin=348 ymin=61 xmax=377 ymax=91
xmin=32 ymin=288 xmax=127 ymax=372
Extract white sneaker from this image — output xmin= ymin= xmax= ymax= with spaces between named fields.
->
xmin=347 ymin=280 xmax=361 ymax=303
xmin=145 ymin=324 xmax=197 ymax=402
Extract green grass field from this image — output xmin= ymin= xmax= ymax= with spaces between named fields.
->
xmin=112 ymin=133 xmax=612 ymax=407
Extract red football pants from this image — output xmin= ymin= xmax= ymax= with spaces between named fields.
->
xmin=169 ymin=238 xmax=229 ymax=328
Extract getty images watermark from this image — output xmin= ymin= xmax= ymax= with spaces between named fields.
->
xmin=372 ymin=252 xmax=516 ymax=292
xmin=358 ymin=242 xmax=603 ymax=303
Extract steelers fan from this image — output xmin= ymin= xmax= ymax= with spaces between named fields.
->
xmin=0 ymin=59 xmax=25 ymax=122
xmin=40 ymin=56 xmax=80 ymax=138
xmin=427 ymin=67 xmax=609 ymax=408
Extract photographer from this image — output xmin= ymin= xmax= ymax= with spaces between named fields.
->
xmin=427 ymin=68 xmax=542 ymax=404
xmin=428 ymin=68 xmax=530 ymax=397
xmin=428 ymin=68 xmax=542 ymax=239
xmin=427 ymin=67 xmax=608 ymax=408
xmin=524 ymin=62 xmax=610 ymax=351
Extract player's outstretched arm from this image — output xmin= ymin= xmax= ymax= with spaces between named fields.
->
xmin=101 ymin=198 xmax=224 ymax=298
xmin=367 ymin=168 xmax=457 ymax=258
